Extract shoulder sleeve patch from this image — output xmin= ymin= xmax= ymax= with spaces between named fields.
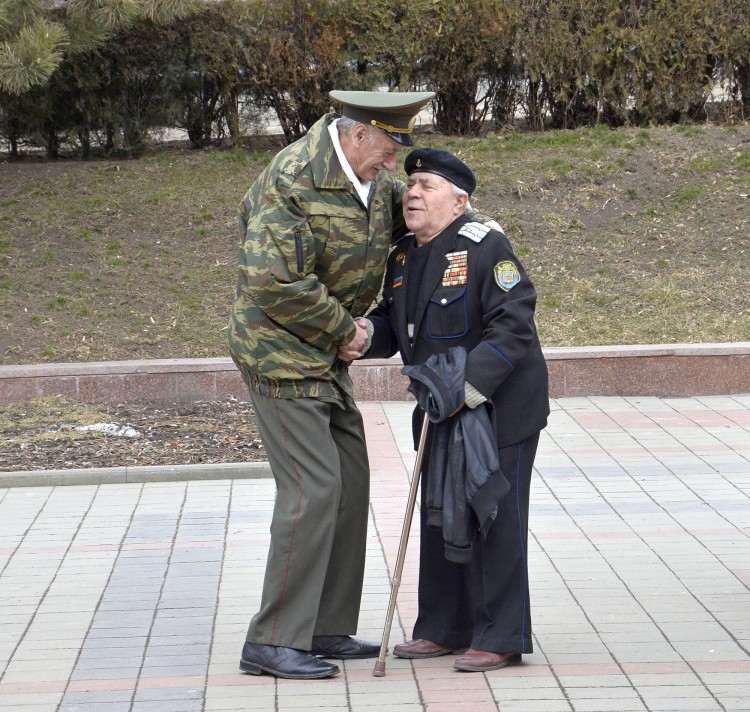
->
xmin=458 ymin=222 xmax=491 ymax=243
xmin=494 ymin=261 xmax=521 ymax=291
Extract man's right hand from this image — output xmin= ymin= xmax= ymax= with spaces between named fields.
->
xmin=337 ymin=319 xmax=369 ymax=362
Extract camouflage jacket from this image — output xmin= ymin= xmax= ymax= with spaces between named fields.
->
xmin=227 ymin=113 xmax=409 ymax=401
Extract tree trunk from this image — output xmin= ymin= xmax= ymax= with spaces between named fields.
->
xmin=47 ymin=126 xmax=59 ymax=159
xmin=225 ymin=89 xmax=241 ymax=147
xmin=738 ymin=61 xmax=750 ymax=120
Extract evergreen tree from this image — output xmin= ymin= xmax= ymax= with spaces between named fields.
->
xmin=0 ymin=0 xmax=201 ymax=95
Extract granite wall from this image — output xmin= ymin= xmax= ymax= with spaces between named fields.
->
xmin=1 ymin=343 xmax=748 ymax=405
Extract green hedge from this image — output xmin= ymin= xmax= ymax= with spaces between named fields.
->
xmin=1 ymin=0 xmax=748 ymax=157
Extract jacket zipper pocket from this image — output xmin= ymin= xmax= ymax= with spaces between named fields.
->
xmin=294 ymin=229 xmax=303 ymax=273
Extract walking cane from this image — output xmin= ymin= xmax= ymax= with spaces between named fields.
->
xmin=373 ymin=410 xmax=430 ymax=677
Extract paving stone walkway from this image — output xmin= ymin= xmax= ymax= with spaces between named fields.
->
xmin=1 ymin=395 xmax=749 ymax=712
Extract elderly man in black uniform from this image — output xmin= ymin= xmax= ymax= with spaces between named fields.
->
xmin=354 ymin=148 xmax=550 ymax=672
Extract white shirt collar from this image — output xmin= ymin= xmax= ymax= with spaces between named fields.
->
xmin=328 ymin=119 xmax=372 ymax=206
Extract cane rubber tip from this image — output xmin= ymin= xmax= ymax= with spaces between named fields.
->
xmin=373 ymin=661 xmax=386 ymax=676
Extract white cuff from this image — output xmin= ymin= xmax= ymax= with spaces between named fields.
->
xmin=464 ymin=381 xmax=487 ymax=409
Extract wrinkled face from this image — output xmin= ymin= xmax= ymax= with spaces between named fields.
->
xmin=404 ymin=172 xmax=467 ymax=243
xmin=350 ymin=127 xmax=402 ymax=182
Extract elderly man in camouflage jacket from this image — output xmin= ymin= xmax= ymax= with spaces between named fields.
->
xmin=227 ymin=90 xmax=437 ymax=680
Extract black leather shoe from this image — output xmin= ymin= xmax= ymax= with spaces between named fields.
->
xmin=239 ymin=642 xmax=340 ymax=679
xmin=311 ymin=635 xmax=381 ymax=659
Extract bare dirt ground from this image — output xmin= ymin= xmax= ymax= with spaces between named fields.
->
xmin=0 ymin=397 xmax=265 ymax=472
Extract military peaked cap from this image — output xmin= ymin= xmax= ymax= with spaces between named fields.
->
xmin=329 ymin=90 xmax=435 ymax=146
xmin=404 ymin=148 xmax=476 ymax=195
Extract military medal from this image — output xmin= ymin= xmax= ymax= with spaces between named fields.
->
xmin=442 ymin=251 xmax=468 ymax=286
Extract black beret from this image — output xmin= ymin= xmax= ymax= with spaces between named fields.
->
xmin=404 ymin=148 xmax=476 ymax=195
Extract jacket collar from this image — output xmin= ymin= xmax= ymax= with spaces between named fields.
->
xmin=306 ymin=113 xmax=350 ymax=191
xmin=427 ymin=215 xmax=470 ymax=254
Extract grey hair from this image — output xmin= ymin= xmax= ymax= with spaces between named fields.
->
xmin=336 ymin=116 xmax=379 ymax=146
xmin=450 ymin=182 xmax=471 ymax=214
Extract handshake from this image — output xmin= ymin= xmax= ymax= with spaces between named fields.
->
xmin=337 ymin=317 xmax=372 ymax=362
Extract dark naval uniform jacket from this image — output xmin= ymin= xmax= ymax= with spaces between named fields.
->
xmin=366 ymin=214 xmax=550 ymax=653
xmin=367 ymin=215 xmax=549 ymax=447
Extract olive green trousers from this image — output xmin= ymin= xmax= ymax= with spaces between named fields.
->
xmin=245 ymin=390 xmax=370 ymax=651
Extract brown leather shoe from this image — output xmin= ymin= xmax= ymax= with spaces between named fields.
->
xmin=453 ymin=649 xmax=521 ymax=672
xmin=393 ymin=639 xmax=454 ymax=659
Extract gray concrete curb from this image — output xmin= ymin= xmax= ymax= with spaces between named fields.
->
xmin=0 ymin=460 xmax=272 ymax=488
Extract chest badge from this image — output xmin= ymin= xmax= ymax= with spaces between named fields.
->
xmin=442 ymin=250 xmax=468 ymax=286
xmin=494 ymin=261 xmax=521 ymax=291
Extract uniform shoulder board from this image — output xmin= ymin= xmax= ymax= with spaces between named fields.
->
xmin=458 ymin=222 xmax=491 ymax=243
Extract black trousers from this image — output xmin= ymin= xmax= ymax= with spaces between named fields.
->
xmin=411 ymin=431 xmax=540 ymax=653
